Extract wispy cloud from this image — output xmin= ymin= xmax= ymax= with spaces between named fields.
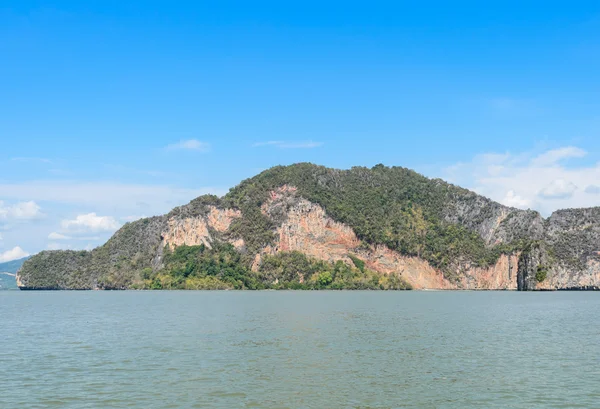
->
xmin=252 ymin=141 xmax=284 ymax=147
xmin=48 ymin=232 xmax=71 ymax=240
xmin=455 ymin=97 xmax=539 ymax=118
xmin=166 ymin=139 xmax=210 ymax=152
xmin=103 ymin=164 xmax=168 ymax=177
xmin=10 ymin=157 xmax=52 ymax=164
xmin=252 ymin=140 xmax=324 ymax=149
xmin=48 ymin=232 xmax=101 ymax=241
xmin=48 ymin=169 xmax=72 ymax=176
xmin=0 ymin=181 xmax=224 ymax=210
xmin=530 ymin=146 xmax=586 ymax=167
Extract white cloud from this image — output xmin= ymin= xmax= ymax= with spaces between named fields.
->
xmin=61 ymin=213 xmax=121 ymax=233
xmin=10 ymin=201 xmax=43 ymax=220
xmin=443 ymin=146 xmax=600 ymax=216
xmin=0 ymin=201 xmax=44 ymax=221
xmin=166 ymin=139 xmax=210 ymax=152
xmin=48 ymin=232 xmax=71 ymax=240
xmin=0 ymin=182 xmax=223 ymax=255
xmin=0 ymin=232 xmax=3 ymax=241
xmin=502 ymin=190 xmax=531 ymax=209
xmin=530 ymin=146 xmax=586 ymax=167
xmin=538 ymin=179 xmax=578 ymax=199
xmin=48 ymin=232 xmax=101 ymax=241
xmin=0 ymin=246 xmax=29 ymax=263
xmin=253 ymin=141 xmax=324 ymax=149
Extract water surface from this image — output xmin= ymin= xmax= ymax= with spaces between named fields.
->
xmin=1 ymin=291 xmax=599 ymax=408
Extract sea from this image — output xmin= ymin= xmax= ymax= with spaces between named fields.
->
xmin=1 ymin=291 xmax=599 ymax=408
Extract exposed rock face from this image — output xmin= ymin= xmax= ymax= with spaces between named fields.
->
xmin=162 ymin=206 xmax=242 ymax=249
xmin=545 ymin=208 xmax=600 ymax=270
xmin=442 ymin=189 xmax=545 ymax=246
xmin=517 ymin=243 xmax=549 ymax=291
xmin=16 ymin=163 xmax=600 ymax=291
xmin=253 ymin=187 xmax=519 ymax=290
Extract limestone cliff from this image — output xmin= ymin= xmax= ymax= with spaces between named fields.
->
xmin=254 ymin=186 xmax=518 ymax=290
xmin=17 ymin=163 xmax=600 ymax=290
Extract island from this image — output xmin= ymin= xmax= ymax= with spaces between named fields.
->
xmin=17 ymin=163 xmax=600 ymax=291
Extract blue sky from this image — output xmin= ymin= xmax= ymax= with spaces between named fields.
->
xmin=1 ymin=1 xmax=600 ymax=260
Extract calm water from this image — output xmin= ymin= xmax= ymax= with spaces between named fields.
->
xmin=1 ymin=291 xmax=600 ymax=408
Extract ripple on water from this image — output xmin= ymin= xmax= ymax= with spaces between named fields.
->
xmin=1 ymin=291 xmax=600 ymax=408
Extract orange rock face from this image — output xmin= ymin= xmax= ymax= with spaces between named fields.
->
xmin=254 ymin=187 xmax=520 ymax=290
xmin=160 ymin=187 xmax=522 ymax=290
xmin=162 ymin=206 xmax=242 ymax=249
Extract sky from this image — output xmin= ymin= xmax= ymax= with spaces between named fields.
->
xmin=1 ymin=1 xmax=600 ymax=261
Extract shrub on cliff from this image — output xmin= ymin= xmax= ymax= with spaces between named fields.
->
xmin=535 ymin=265 xmax=548 ymax=283
xmin=258 ymin=251 xmax=411 ymax=290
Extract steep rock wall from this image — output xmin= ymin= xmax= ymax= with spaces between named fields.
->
xmin=254 ymin=187 xmax=519 ymax=290
xmin=161 ymin=206 xmax=243 ymax=249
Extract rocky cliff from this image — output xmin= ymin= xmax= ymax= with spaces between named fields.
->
xmin=17 ymin=163 xmax=600 ymax=290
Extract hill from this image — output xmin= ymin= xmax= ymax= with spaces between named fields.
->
xmin=17 ymin=163 xmax=600 ymax=290
xmin=0 ymin=257 xmax=30 ymax=290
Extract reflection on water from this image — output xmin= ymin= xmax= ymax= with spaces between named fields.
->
xmin=1 ymin=291 xmax=600 ymax=408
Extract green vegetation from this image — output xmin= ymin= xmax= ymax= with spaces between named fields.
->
xmin=137 ymin=246 xmax=410 ymax=290
xmin=26 ymin=162 xmax=596 ymax=291
xmin=139 ymin=243 xmax=261 ymax=290
xmin=225 ymin=163 xmax=521 ymax=274
xmin=348 ymin=254 xmax=365 ymax=272
xmin=257 ymin=251 xmax=411 ymax=290
xmin=17 ymin=251 xmax=93 ymax=290
xmin=535 ymin=265 xmax=548 ymax=283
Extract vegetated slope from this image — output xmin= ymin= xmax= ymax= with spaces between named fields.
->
xmin=0 ymin=256 xmax=30 ymax=290
xmin=17 ymin=163 xmax=600 ymax=290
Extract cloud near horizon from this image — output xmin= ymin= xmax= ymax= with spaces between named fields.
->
xmin=0 ymin=180 xmax=225 ymax=256
xmin=0 ymin=181 xmax=223 ymax=210
xmin=444 ymin=146 xmax=600 ymax=216
xmin=61 ymin=213 xmax=121 ymax=233
xmin=0 ymin=246 xmax=30 ymax=263
xmin=48 ymin=232 xmax=101 ymax=241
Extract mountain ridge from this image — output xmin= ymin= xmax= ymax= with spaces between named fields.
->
xmin=0 ymin=257 xmax=30 ymax=290
xmin=17 ymin=163 xmax=600 ymax=290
